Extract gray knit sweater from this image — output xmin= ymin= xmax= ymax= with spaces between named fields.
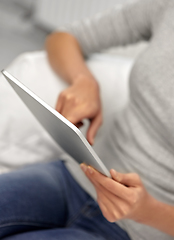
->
xmin=59 ymin=0 xmax=174 ymax=239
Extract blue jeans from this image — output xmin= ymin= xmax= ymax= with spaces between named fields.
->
xmin=0 ymin=160 xmax=131 ymax=240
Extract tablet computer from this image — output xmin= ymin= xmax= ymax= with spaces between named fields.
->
xmin=1 ymin=70 xmax=110 ymax=177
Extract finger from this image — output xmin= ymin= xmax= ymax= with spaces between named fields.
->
xmin=96 ymin=190 xmax=120 ymax=222
xmin=97 ymin=188 xmax=129 ymax=222
xmin=63 ymin=112 xmax=85 ymax=125
xmin=110 ymin=169 xmax=141 ymax=187
xmin=97 ymin=193 xmax=122 ymax=222
xmin=90 ymin=175 xmax=120 ymax=219
xmin=60 ymin=101 xmax=90 ymax=124
xmin=55 ymin=95 xmax=63 ymax=113
xmin=56 ymin=92 xmax=81 ymax=121
xmin=83 ymin=165 xmax=131 ymax=201
xmin=87 ymin=112 xmax=102 ymax=145
xmin=95 ymin=179 xmax=129 ymax=210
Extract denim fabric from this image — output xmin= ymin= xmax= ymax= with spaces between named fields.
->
xmin=0 ymin=160 xmax=131 ymax=240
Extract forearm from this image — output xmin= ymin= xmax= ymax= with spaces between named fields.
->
xmin=45 ymin=32 xmax=97 ymax=85
xmin=46 ymin=31 xmax=102 ymax=144
xmin=139 ymin=196 xmax=174 ymax=236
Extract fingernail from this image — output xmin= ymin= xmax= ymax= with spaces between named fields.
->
xmin=87 ymin=166 xmax=93 ymax=174
xmin=80 ymin=164 xmax=87 ymax=172
xmin=116 ymin=173 xmax=121 ymax=182
xmin=111 ymin=169 xmax=116 ymax=175
xmin=111 ymin=169 xmax=119 ymax=181
xmin=88 ymin=138 xmax=93 ymax=145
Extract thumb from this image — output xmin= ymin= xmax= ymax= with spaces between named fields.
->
xmin=110 ymin=169 xmax=141 ymax=187
xmin=87 ymin=112 xmax=102 ymax=145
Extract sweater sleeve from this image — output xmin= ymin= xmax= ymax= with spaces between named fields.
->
xmin=58 ymin=0 xmax=168 ymax=56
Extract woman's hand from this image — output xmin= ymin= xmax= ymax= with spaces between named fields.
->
xmin=55 ymin=75 xmax=102 ymax=145
xmin=80 ymin=164 xmax=152 ymax=223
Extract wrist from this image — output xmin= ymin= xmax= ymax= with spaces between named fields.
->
xmin=72 ymin=73 xmax=99 ymax=90
xmin=135 ymin=195 xmax=174 ymax=236
xmin=135 ymin=194 xmax=158 ymax=224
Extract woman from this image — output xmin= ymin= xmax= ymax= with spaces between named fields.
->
xmin=0 ymin=0 xmax=174 ymax=239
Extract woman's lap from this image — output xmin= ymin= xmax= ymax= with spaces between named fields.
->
xmin=0 ymin=160 xmax=131 ymax=240
xmin=0 ymin=160 xmax=68 ymax=238
xmin=3 ymin=228 xmax=105 ymax=240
